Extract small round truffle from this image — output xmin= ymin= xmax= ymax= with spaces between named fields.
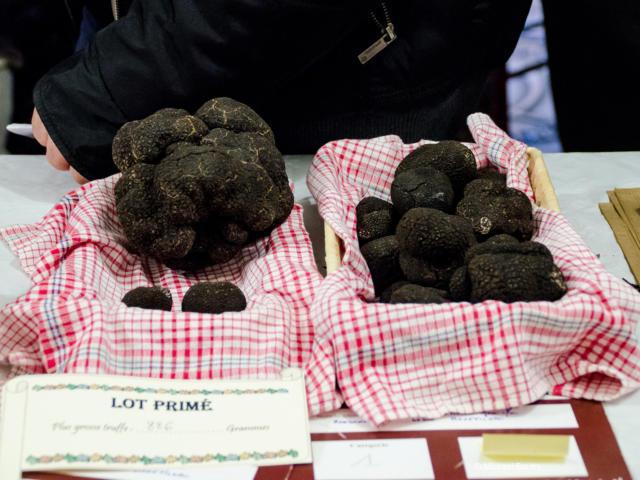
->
xmin=182 ymin=281 xmax=247 ymax=314
xmin=122 ymin=286 xmax=173 ymax=311
xmin=391 ymin=166 xmax=454 ymax=215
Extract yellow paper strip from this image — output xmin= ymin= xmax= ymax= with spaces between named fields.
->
xmin=481 ymin=433 xmax=570 ymax=462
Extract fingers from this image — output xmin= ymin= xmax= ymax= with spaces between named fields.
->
xmin=46 ymin=136 xmax=70 ymax=171
xmin=33 ymin=107 xmax=89 ymax=185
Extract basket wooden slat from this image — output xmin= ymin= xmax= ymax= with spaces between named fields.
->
xmin=324 ymin=147 xmax=560 ymax=274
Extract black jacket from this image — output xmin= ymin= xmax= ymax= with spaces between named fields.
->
xmin=35 ymin=0 xmax=531 ymax=180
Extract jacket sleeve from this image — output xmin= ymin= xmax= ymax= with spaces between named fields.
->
xmin=34 ymin=0 xmax=374 ymax=180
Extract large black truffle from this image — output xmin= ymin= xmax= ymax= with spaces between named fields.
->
xmin=456 ymin=178 xmax=534 ymax=241
xmin=395 ymin=140 xmax=477 ymax=195
xmin=122 ymin=286 xmax=173 ymax=311
xmin=182 ymin=281 xmax=247 ymax=314
xmin=113 ymin=97 xmax=294 ymax=270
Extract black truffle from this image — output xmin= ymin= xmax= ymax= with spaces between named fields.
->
xmin=182 ymin=281 xmax=247 ymax=314
xmin=356 ymin=197 xmax=397 ymax=245
xmin=395 ymin=140 xmax=477 ymax=194
xmin=113 ymin=97 xmax=294 ymax=270
xmin=395 ymin=208 xmax=476 ymax=262
xmin=360 ymin=235 xmax=404 ymax=294
xmin=378 ymin=280 xmax=412 ymax=303
xmin=391 ymin=166 xmax=455 ymax=215
xmin=389 ymin=284 xmax=449 ymax=304
xmin=456 ymin=178 xmax=534 ymax=241
xmin=122 ymin=286 xmax=173 ymax=311
xmin=475 ymin=168 xmax=507 ymax=187
xmin=449 ymin=239 xmax=568 ymax=303
xmin=399 ymin=251 xmax=460 ymax=289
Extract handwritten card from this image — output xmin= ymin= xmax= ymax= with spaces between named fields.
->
xmin=457 ymin=436 xmax=588 ymax=479
xmin=312 ymin=439 xmax=434 ymax=480
xmin=309 ymin=403 xmax=577 ymax=433
xmin=1 ymin=369 xmax=310 ymax=479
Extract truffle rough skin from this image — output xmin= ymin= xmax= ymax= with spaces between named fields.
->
xmin=122 ymin=286 xmax=173 ymax=311
xmin=181 ymin=281 xmax=247 ymax=314
xmin=391 ymin=166 xmax=454 ymax=215
xmin=112 ymin=108 xmax=208 ymax=171
xmin=456 ymin=178 xmax=534 ymax=241
xmin=395 ymin=208 xmax=476 ymax=262
xmin=356 ymin=197 xmax=397 ymax=245
xmin=395 ymin=140 xmax=477 ymax=194
xmin=113 ymin=97 xmax=294 ymax=270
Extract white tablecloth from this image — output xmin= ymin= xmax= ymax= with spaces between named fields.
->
xmin=1 ymin=152 xmax=639 ymax=478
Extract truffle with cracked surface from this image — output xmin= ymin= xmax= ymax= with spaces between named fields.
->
xmin=391 ymin=166 xmax=454 ymax=215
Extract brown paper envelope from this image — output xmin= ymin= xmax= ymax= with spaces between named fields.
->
xmin=599 ymin=202 xmax=640 ymax=284
xmin=607 ymin=190 xmax=640 ymax=250
xmin=614 ymin=188 xmax=640 ymax=246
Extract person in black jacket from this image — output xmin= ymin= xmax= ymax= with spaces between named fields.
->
xmin=32 ymin=0 xmax=532 ymax=184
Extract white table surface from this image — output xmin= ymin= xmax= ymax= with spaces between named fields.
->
xmin=1 ymin=152 xmax=639 ymax=478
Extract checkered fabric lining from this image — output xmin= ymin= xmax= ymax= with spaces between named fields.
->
xmin=306 ymin=113 xmax=640 ymax=425
xmin=0 ymin=176 xmax=343 ymax=415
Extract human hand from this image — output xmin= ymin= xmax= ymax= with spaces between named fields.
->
xmin=32 ymin=108 xmax=89 ymax=184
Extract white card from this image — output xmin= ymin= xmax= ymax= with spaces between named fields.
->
xmin=25 ymin=465 xmax=257 ymax=480
xmin=311 ymin=438 xmax=434 ymax=480
xmin=309 ymin=403 xmax=577 ymax=433
xmin=457 ymin=436 xmax=588 ymax=479
xmin=1 ymin=369 xmax=311 ymax=479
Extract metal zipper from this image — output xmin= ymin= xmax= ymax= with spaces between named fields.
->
xmin=111 ymin=0 xmax=120 ymax=20
xmin=358 ymin=2 xmax=397 ymax=64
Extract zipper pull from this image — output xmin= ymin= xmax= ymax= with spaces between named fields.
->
xmin=358 ymin=23 xmax=396 ymax=65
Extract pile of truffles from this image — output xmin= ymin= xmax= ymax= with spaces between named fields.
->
xmin=122 ymin=282 xmax=247 ymax=314
xmin=357 ymin=141 xmax=567 ymax=304
xmin=113 ymin=97 xmax=294 ymax=270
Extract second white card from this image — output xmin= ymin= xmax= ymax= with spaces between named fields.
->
xmin=312 ymin=438 xmax=434 ymax=480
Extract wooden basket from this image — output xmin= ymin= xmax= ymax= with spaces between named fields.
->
xmin=324 ymin=147 xmax=560 ymax=275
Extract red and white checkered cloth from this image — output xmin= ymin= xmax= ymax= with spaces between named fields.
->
xmin=0 ymin=177 xmax=343 ymax=415
xmin=306 ymin=113 xmax=640 ymax=425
